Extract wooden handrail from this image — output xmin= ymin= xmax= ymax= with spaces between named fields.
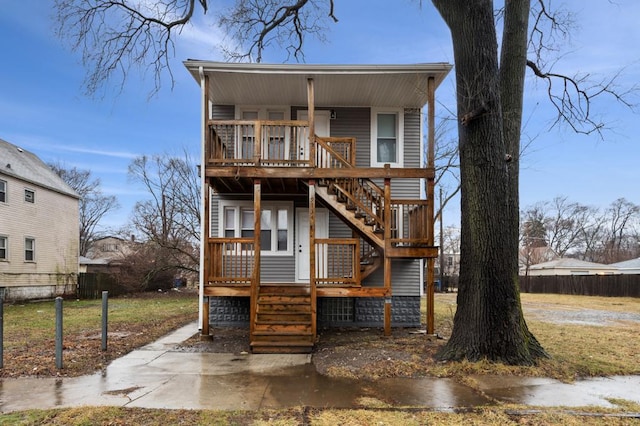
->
xmin=315 ymin=238 xmax=360 ymax=286
xmin=207 ymin=237 xmax=254 ymax=285
xmin=315 ymin=136 xmax=356 ymax=168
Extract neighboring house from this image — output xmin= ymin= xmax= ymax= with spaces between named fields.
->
xmin=0 ymin=138 xmax=79 ymax=301
xmin=438 ymin=252 xmax=461 ymax=278
xmin=79 ymin=256 xmax=115 ymax=274
xmin=609 ymin=257 xmax=640 ymax=274
xmin=86 ymin=236 xmax=134 ymax=261
xmin=526 ymin=258 xmax=619 ymax=276
xmin=184 ymin=61 xmax=452 ymax=353
xmin=519 ymin=246 xmax=558 ymax=275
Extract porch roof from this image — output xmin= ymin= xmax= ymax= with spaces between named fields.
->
xmin=183 ymin=61 xmax=452 ymax=108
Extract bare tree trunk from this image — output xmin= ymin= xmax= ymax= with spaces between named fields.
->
xmin=433 ymin=0 xmax=547 ymax=364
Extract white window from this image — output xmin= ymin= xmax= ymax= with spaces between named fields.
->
xmin=25 ymin=237 xmax=35 ymax=262
xmin=0 ymin=236 xmax=7 ymax=260
xmin=219 ymin=201 xmax=293 ymax=255
xmin=0 ymin=179 xmax=6 ymax=203
xmin=371 ymin=108 xmax=404 ymax=167
xmin=24 ymin=189 xmax=35 ymax=203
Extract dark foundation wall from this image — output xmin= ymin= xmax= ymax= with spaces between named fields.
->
xmin=208 ymin=296 xmax=421 ymax=328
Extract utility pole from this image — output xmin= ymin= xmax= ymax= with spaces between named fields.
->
xmin=439 ymin=187 xmax=444 ymax=291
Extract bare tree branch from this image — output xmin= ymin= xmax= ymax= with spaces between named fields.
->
xmin=219 ymin=0 xmax=337 ymax=62
xmin=55 ymin=0 xmax=208 ymax=97
xmin=526 ymin=0 xmax=638 ymax=137
xmin=49 ymin=162 xmax=120 ymax=256
xmin=127 ymin=150 xmax=201 ymax=274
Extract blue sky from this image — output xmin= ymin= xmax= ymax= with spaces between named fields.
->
xmin=1 ymin=1 xmax=639 ymax=230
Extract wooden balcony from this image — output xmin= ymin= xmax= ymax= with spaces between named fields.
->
xmin=207 ymin=120 xmax=356 ymax=168
xmin=204 ymin=237 xmax=361 ymax=293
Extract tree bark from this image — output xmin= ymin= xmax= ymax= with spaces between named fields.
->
xmin=432 ymin=0 xmax=547 ymax=364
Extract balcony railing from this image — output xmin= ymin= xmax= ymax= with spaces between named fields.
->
xmin=207 ymin=238 xmax=254 ymax=285
xmin=207 ymin=120 xmax=355 ymax=168
xmin=315 ymin=238 xmax=361 ymax=286
xmin=389 ymin=200 xmax=432 ymax=248
xmin=206 ymin=237 xmax=360 ymax=287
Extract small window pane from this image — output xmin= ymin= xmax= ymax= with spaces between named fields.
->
xmin=240 ymin=229 xmax=254 ymax=238
xmin=377 ymin=114 xmax=396 ymax=138
xmin=277 ymin=230 xmax=288 ymax=251
xmin=0 ymin=236 xmax=7 ymax=260
xmin=0 ymin=180 xmax=6 ymax=203
xmin=241 ymin=210 xmax=254 ymax=229
xmin=25 ymin=189 xmax=34 ymax=203
xmin=260 ymin=230 xmax=272 ymax=250
xmin=261 ymin=210 xmax=272 ymax=229
xmin=377 ymin=139 xmax=397 ymax=163
xmin=25 ymin=238 xmax=35 ymax=261
xmin=225 ymin=208 xmax=235 ymax=228
xmin=277 ymin=209 xmax=288 ymax=229
xmin=276 ymin=209 xmax=288 ymax=251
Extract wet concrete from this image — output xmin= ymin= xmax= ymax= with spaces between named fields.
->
xmin=472 ymin=375 xmax=640 ymax=407
xmin=1 ymin=322 xmax=639 ymax=412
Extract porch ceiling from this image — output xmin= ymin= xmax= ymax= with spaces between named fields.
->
xmin=183 ymin=61 xmax=452 ymax=108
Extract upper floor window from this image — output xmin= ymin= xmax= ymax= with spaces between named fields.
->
xmin=101 ymin=243 xmax=119 ymax=252
xmin=219 ymin=201 xmax=293 ymax=255
xmin=0 ymin=236 xmax=7 ymax=260
xmin=25 ymin=237 xmax=35 ymax=262
xmin=24 ymin=189 xmax=35 ymax=203
xmin=0 ymin=179 xmax=6 ymax=203
xmin=371 ymin=108 xmax=404 ymax=167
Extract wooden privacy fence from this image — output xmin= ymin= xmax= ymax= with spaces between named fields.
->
xmin=77 ymin=273 xmax=126 ymax=299
xmin=520 ymin=274 xmax=640 ymax=297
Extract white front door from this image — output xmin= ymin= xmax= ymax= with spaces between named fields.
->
xmin=296 ymin=208 xmax=329 ymax=282
xmin=297 ymin=110 xmax=330 ymax=161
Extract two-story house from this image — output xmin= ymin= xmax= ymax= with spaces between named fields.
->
xmin=184 ymin=62 xmax=452 ymax=353
xmin=0 ymin=138 xmax=79 ymax=301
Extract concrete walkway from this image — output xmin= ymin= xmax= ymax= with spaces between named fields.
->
xmin=1 ymin=322 xmax=639 ymax=413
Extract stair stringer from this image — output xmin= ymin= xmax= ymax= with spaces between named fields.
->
xmin=315 ymin=185 xmax=385 ymax=251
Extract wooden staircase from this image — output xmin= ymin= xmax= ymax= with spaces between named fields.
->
xmin=316 ymin=179 xmax=385 ymax=250
xmin=250 ymin=285 xmax=314 ymax=354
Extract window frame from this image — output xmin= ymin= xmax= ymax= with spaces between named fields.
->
xmin=24 ymin=237 xmax=35 ymax=262
xmin=370 ymin=107 xmax=404 ymax=167
xmin=0 ymin=235 xmax=7 ymax=261
xmin=24 ymin=188 xmax=35 ymax=203
xmin=0 ymin=179 xmax=6 ymax=203
xmin=218 ymin=200 xmax=294 ymax=256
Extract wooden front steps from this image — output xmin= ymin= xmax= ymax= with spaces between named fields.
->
xmin=250 ymin=285 xmax=314 ymax=354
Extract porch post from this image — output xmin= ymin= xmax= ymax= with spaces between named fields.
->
xmin=383 ymin=177 xmax=392 ymax=336
xmin=250 ymin=179 xmax=262 ymax=338
xmin=308 ymin=179 xmax=317 ymax=340
xmin=426 ymin=76 xmax=436 ymax=335
xmin=201 ymin=183 xmax=212 ymax=340
xmin=199 ymin=68 xmax=211 ymax=339
xmin=307 ymin=78 xmax=316 ymax=167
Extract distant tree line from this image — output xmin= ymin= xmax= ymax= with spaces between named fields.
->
xmin=521 ymin=196 xmax=640 ymax=267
